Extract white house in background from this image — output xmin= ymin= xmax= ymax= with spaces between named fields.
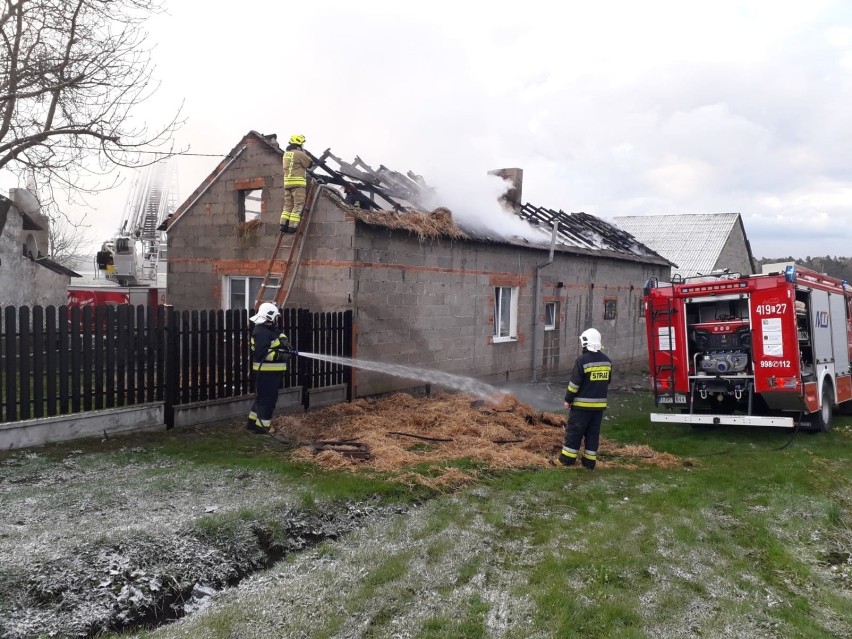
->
xmin=613 ymin=212 xmax=756 ymax=279
xmin=0 ymin=189 xmax=80 ymax=307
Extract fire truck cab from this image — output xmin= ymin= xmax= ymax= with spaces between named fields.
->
xmin=644 ymin=263 xmax=852 ymax=431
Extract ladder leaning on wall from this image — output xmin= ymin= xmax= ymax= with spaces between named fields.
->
xmin=253 ymin=179 xmax=323 ymax=311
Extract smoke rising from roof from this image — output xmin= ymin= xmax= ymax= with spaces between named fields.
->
xmin=418 ymin=167 xmax=553 ymax=245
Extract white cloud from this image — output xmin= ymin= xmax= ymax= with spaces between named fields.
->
xmin=4 ymin=0 xmax=852 ymax=259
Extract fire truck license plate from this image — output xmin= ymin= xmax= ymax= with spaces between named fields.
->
xmin=657 ymin=394 xmax=687 ymax=404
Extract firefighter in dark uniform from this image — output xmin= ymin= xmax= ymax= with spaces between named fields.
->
xmin=560 ymin=328 xmax=612 ymax=470
xmin=246 ymin=303 xmax=295 ymax=434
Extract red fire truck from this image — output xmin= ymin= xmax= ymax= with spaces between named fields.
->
xmin=644 ymin=263 xmax=852 ymax=431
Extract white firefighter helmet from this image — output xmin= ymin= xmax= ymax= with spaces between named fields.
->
xmin=580 ymin=328 xmax=602 ymax=352
xmin=249 ymin=302 xmax=280 ymax=324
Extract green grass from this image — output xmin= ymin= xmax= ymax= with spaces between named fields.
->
xmin=9 ymin=391 xmax=852 ymax=639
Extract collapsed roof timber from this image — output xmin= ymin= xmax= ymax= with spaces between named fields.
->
xmin=299 ymin=142 xmax=667 ymax=266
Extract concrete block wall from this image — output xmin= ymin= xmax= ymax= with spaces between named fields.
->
xmin=715 ymin=218 xmax=755 ymax=275
xmin=166 ymin=137 xmax=294 ymax=309
xmin=539 ymin=256 xmax=665 ymax=369
xmin=284 ymin=193 xmax=357 ymax=311
xmin=347 ymin=224 xmax=669 ymax=396
xmin=162 ymin=138 xmax=668 ymax=396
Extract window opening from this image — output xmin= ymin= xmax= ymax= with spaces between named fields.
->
xmin=238 ymin=189 xmax=263 ymax=223
xmin=228 ymin=275 xmax=279 ymax=311
xmin=494 ymin=286 xmax=518 ymax=341
xmin=544 ymin=301 xmax=557 ymax=331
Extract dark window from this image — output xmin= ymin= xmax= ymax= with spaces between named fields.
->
xmin=544 ymin=302 xmax=557 ymax=331
xmin=603 ymin=298 xmax=617 ymax=320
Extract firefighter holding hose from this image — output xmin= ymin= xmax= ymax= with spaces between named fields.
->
xmin=560 ymin=328 xmax=612 ymax=470
xmin=246 ymin=303 xmax=297 ymax=435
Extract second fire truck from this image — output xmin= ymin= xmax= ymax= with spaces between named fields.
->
xmin=644 ymin=263 xmax=852 ymax=431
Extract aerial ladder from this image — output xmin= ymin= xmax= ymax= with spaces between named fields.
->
xmin=97 ymin=157 xmax=178 ymax=286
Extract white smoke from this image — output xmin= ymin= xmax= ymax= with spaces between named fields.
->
xmin=419 ymin=168 xmax=553 ymax=244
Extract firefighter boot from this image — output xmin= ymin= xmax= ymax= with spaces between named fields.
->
xmin=558 ymin=452 xmax=577 ymax=467
xmin=581 ymin=456 xmax=596 ymax=471
xmin=245 ymin=419 xmax=269 ymax=435
xmin=248 ymin=423 xmax=270 ymax=435
xmin=279 ymin=220 xmax=290 ymax=233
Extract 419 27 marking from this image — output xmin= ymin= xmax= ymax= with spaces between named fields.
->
xmin=755 ymin=303 xmax=787 ymax=315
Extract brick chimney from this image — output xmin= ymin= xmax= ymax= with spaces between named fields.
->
xmin=488 ymin=168 xmax=523 ymax=212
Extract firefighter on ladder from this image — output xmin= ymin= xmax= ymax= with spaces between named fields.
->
xmin=279 ymin=134 xmax=312 ymax=234
xmin=246 ymin=303 xmax=296 ymax=434
xmin=560 ymin=328 xmax=612 ymax=470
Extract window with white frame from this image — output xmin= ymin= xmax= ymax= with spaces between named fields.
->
xmin=238 ymin=188 xmax=263 ymax=223
xmin=227 ymin=275 xmax=279 ymax=311
xmin=544 ymin=301 xmax=557 ymax=331
xmin=493 ymin=286 xmax=518 ymax=341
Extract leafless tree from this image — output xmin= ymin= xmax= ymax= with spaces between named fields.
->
xmin=46 ymin=205 xmax=94 ymax=267
xmin=0 ymin=0 xmax=183 ymax=204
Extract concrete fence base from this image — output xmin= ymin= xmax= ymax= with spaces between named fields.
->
xmin=0 ymin=384 xmax=351 ymax=451
xmin=0 ymin=404 xmax=166 ymax=450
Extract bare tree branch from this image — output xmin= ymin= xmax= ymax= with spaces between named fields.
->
xmin=0 ymin=0 xmax=184 ymax=192
xmin=46 ymin=206 xmax=94 ymax=266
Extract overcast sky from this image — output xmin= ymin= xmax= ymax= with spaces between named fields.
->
xmin=5 ymin=0 xmax=852 ymax=259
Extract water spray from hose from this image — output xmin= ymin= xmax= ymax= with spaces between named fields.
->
xmin=295 ymin=352 xmax=507 ymax=403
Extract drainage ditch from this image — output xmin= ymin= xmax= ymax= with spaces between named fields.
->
xmin=0 ymin=501 xmax=408 ymax=639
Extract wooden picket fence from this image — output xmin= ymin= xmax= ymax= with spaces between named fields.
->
xmin=0 ymin=305 xmax=353 ymax=427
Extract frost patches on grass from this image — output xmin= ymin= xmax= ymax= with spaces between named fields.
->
xmin=0 ymin=449 xmax=301 ymax=569
xmin=161 ymin=497 xmax=543 ymax=638
xmin=636 ymin=521 xmax=793 ymax=639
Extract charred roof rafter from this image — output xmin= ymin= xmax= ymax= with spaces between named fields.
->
xmin=518 ymin=203 xmax=663 ymax=256
xmin=306 ymin=149 xmax=435 ymax=213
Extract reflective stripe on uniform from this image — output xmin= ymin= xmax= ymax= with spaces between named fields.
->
xmin=582 ymin=450 xmax=597 ymax=460
xmin=253 ymin=362 xmax=287 ymax=372
xmin=582 ymin=364 xmax=611 ymax=373
xmin=573 ymin=398 xmax=607 ymax=408
xmin=567 ymin=382 xmax=580 ymax=393
xmin=283 ymin=151 xmax=307 ymax=187
xmin=561 ymin=447 xmax=579 ymax=458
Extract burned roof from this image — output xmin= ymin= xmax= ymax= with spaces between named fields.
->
xmin=308 ymin=148 xmax=435 ymax=213
xmin=518 ymin=205 xmax=668 ymax=262
xmin=315 ymin=153 xmax=670 ymax=265
xmin=162 ymin=130 xmax=669 ymax=266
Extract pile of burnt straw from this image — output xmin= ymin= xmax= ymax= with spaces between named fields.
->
xmin=270 ymin=393 xmax=686 ymax=489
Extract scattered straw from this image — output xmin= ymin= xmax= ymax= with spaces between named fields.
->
xmin=272 ymin=392 xmax=690 ymax=487
xmin=348 ymin=207 xmax=469 ymax=241
xmin=235 ymin=219 xmax=262 ymax=241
